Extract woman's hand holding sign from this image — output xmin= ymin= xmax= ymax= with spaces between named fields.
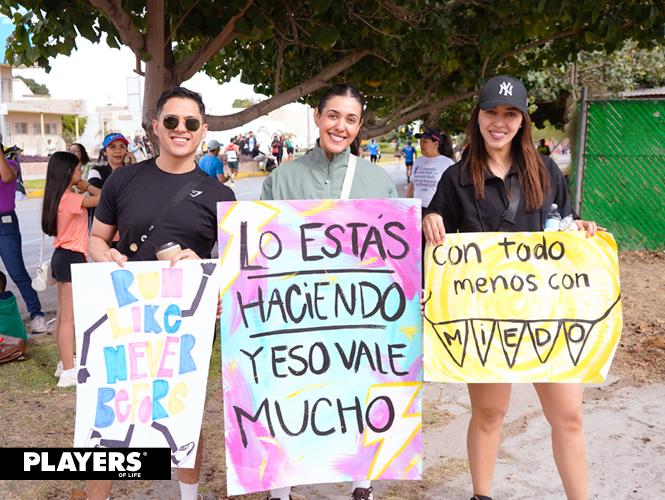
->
xmin=422 ymin=213 xmax=447 ymax=246
xmin=574 ymin=219 xmax=606 ymax=238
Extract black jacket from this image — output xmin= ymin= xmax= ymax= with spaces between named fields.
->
xmin=426 ymin=152 xmax=575 ymax=233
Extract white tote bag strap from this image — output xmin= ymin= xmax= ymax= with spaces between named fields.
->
xmin=340 ymin=154 xmax=356 ymax=200
xmin=39 ymin=232 xmax=45 ymax=264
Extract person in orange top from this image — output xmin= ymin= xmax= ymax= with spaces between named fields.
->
xmin=41 ymin=152 xmax=101 ymax=387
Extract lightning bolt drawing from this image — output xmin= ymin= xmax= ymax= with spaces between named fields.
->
xmin=362 ymin=382 xmax=422 ymax=480
xmin=218 ymin=201 xmax=281 ymax=296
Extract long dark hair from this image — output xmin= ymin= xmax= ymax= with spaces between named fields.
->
xmin=463 ymin=106 xmax=550 ymax=211
xmin=317 ymin=84 xmax=364 ymax=156
xmin=70 ymin=143 xmax=90 ymax=164
xmin=42 ymin=152 xmax=80 ymax=236
xmin=438 ymin=131 xmax=454 ymax=158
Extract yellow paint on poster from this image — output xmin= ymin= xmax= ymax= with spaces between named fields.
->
xmin=137 ymin=272 xmax=160 ymax=299
xmin=423 ymin=232 xmax=622 ymax=383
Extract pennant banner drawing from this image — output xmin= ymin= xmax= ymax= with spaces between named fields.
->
xmin=217 ymin=199 xmax=423 ymax=496
xmin=423 ymin=232 xmax=622 ymax=383
xmin=72 ymin=260 xmax=220 ymax=467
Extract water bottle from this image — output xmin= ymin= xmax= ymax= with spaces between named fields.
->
xmin=544 ymin=203 xmax=561 ymax=231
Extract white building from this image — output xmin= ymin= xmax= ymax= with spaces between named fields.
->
xmin=77 ymin=100 xmax=316 ymax=157
xmin=1 ymin=63 xmax=86 ymax=155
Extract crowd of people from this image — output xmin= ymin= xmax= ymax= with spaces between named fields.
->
xmin=0 ymin=76 xmax=600 ymax=500
xmin=198 ymin=131 xmax=297 ymax=177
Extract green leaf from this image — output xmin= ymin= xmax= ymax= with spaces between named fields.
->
xmin=106 ymin=35 xmax=120 ymax=49
xmin=309 ymin=0 xmax=332 ymax=14
xmin=585 ymin=31 xmax=599 ymax=43
xmin=77 ymin=22 xmax=98 ymax=42
xmin=312 ymin=25 xmax=339 ymax=51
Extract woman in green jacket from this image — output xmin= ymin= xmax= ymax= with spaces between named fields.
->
xmin=260 ymin=83 xmax=396 ymax=500
xmin=261 ymin=84 xmax=396 ymax=202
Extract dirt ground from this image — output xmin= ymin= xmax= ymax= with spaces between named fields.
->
xmin=0 ymin=251 xmax=663 ymax=500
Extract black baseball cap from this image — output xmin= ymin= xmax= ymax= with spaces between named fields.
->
xmin=478 ymin=75 xmax=528 ymax=114
xmin=415 ymin=128 xmax=443 ymax=143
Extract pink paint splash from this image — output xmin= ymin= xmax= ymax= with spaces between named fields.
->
xmin=223 ymin=363 xmax=284 ymax=492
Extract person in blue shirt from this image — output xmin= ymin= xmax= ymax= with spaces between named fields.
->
xmin=368 ymin=139 xmax=379 ymax=163
xmin=198 ymin=139 xmax=230 ymax=184
xmin=402 ymin=140 xmax=417 ymax=183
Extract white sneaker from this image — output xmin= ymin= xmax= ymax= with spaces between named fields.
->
xmin=31 ymin=315 xmax=47 ymax=333
xmin=57 ymin=369 xmax=77 ymax=387
xmin=54 ymin=357 xmax=76 ymax=377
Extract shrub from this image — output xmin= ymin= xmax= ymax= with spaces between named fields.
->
xmin=18 ymin=154 xmax=50 ymax=163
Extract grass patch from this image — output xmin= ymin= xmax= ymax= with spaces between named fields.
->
xmin=24 ymin=179 xmax=46 ymax=190
xmin=422 ymin=399 xmax=455 ymax=428
xmin=0 ymin=325 xmax=231 ymax=500
xmin=0 ymin=335 xmax=62 ymax=392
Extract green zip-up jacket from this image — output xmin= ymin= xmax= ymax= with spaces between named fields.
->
xmin=260 ymin=144 xmax=397 ymax=200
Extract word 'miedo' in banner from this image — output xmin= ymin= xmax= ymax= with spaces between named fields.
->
xmin=218 ymin=199 xmax=423 ymax=496
xmin=424 ymin=232 xmax=622 ymax=383
xmin=72 ymin=261 xmax=219 ymax=468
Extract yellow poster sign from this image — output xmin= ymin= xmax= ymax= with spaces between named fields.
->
xmin=423 ymin=232 xmax=621 ymax=383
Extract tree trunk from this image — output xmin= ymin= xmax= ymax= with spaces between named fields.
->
xmin=423 ymin=109 xmax=441 ymax=130
xmin=142 ymin=0 xmax=166 ymax=154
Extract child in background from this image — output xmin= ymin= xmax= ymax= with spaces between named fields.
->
xmin=0 ymin=270 xmax=27 ymax=341
xmin=41 ymin=152 xmax=101 ymax=387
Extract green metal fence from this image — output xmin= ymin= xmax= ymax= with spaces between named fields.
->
xmin=577 ymin=99 xmax=665 ymax=250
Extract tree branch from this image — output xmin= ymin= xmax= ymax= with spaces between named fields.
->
xmin=375 ymin=92 xmax=420 ymax=127
xmin=343 ymin=0 xmax=401 ymax=39
xmin=176 ymin=0 xmax=254 ymax=83
xmin=480 ymin=56 xmax=489 ymax=79
xmin=366 ymin=93 xmax=414 ymax=98
xmin=372 ymin=64 xmax=439 ymax=127
xmin=378 ymin=0 xmax=419 ymax=24
xmin=280 ymin=0 xmax=299 ymax=42
xmin=134 ymin=53 xmax=145 ymax=76
xmin=88 ymin=0 xmax=145 ymax=54
xmin=363 ymin=89 xmax=479 ymax=138
xmin=274 ymin=34 xmax=286 ymax=95
xmin=502 ymin=26 xmax=586 ymax=59
xmin=165 ymin=0 xmax=201 ymax=48
xmin=206 ymin=49 xmax=370 ymax=130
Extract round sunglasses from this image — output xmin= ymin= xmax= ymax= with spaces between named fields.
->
xmin=162 ymin=116 xmax=201 ymax=132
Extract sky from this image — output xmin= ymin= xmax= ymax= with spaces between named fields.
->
xmin=12 ymin=35 xmax=264 ymax=116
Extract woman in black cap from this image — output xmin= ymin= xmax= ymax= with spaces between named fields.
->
xmin=423 ymin=75 xmax=604 ymax=500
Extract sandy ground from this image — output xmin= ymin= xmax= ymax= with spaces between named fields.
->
xmin=109 ymin=373 xmax=664 ymax=500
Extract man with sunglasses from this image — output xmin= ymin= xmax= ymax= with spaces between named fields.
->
xmin=87 ymin=87 xmax=235 ymax=500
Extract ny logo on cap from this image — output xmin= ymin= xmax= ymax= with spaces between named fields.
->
xmin=499 ymin=82 xmax=513 ymax=96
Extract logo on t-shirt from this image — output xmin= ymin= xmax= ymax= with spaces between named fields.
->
xmin=190 ymin=190 xmax=203 ymax=198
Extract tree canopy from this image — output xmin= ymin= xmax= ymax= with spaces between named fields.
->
xmin=2 ymin=1 xmax=663 ymax=147
xmin=232 ymin=97 xmax=260 ymax=108
xmin=17 ymin=75 xmax=49 ymax=95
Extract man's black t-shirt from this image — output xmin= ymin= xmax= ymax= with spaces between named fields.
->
xmin=95 ymin=158 xmax=236 ymax=261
